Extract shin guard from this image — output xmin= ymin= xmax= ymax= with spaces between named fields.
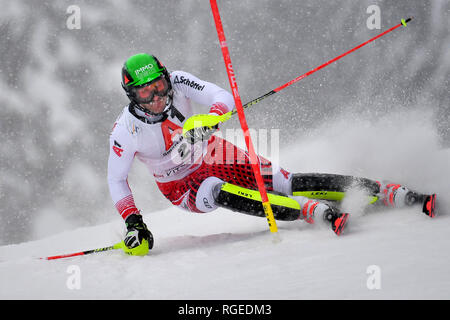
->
xmin=291 ymin=173 xmax=380 ymax=203
xmin=213 ymin=183 xmax=301 ymax=221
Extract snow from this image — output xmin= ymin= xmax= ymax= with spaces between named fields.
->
xmin=0 ymin=204 xmax=449 ymax=300
xmin=1 ymin=109 xmax=449 ymax=300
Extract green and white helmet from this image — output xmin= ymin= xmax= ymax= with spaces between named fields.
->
xmin=121 ymin=53 xmax=173 ymax=115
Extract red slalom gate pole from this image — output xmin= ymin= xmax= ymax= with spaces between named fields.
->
xmin=210 ymin=0 xmax=279 ymax=235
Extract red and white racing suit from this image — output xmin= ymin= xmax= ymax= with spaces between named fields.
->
xmin=108 ymin=70 xmax=292 ymax=220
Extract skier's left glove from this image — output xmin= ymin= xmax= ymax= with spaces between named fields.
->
xmin=124 ymin=213 xmax=154 ymax=253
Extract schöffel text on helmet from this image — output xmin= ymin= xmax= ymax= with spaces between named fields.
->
xmin=173 ymin=75 xmax=205 ymax=91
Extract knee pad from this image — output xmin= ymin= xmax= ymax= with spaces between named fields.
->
xmin=195 ymin=177 xmax=224 ymax=212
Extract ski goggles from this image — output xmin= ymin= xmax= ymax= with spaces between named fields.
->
xmin=131 ymin=76 xmax=170 ymax=104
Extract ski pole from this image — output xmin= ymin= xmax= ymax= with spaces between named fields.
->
xmin=183 ymin=17 xmax=413 ymax=133
xmin=239 ymin=17 xmax=413 ymax=112
xmin=210 ymin=0 xmax=279 ymax=236
xmin=41 ymin=241 xmax=124 ymax=260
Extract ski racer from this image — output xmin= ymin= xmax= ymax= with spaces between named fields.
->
xmin=107 ymin=53 xmax=436 ymax=255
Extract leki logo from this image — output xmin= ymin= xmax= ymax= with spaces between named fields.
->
xmin=238 ymin=190 xmax=253 ymax=198
xmin=135 ymin=63 xmax=154 ymax=76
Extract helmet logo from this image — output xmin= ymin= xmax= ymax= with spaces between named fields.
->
xmin=123 ymin=74 xmax=130 ymax=84
xmin=135 ymin=63 xmax=154 ymax=76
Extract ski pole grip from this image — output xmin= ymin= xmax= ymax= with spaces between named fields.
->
xmin=402 ymin=17 xmax=413 ymax=27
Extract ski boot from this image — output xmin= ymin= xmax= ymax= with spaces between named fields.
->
xmin=408 ymin=192 xmax=436 ymax=218
xmin=323 ymin=208 xmax=349 ymax=236
xmin=379 ymin=182 xmax=436 ymax=218
xmin=298 ymin=198 xmax=349 ymax=236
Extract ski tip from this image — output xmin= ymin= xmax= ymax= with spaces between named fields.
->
xmin=422 ymin=194 xmax=436 ymax=218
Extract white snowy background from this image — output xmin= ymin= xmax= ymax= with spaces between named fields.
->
xmin=0 ymin=0 xmax=449 ymax=299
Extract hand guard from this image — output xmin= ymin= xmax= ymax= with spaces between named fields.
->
xmin=184 ymin=124 xmax=218 ymax=144
xmin=124 ymin=213 xmax=154 ymax=250
xmin=182 ymin=112 xmax=232 ymax=145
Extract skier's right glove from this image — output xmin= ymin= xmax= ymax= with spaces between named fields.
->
xmin=124 ymin=213 xmax=154 ymax=252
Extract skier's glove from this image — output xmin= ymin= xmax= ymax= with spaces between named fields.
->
xmin=124 ymin=213 xmax=154 ymax=250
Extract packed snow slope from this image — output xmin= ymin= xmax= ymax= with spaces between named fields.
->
xmin=1 ymin=109 xmax=449 ymax=300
